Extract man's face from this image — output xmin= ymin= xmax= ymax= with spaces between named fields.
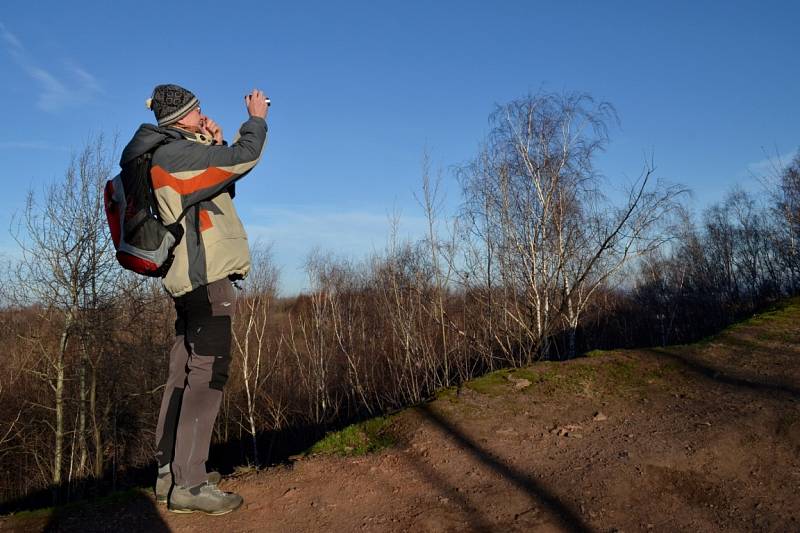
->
xmin=176 ymin=105 xmax=205 ymax=132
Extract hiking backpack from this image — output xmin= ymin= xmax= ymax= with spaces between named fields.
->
xmin=104 ymin=145 xmax=185 ymax=277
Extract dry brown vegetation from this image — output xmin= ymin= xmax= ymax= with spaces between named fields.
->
xmin=2 ymin=297 xmax=798 ymax=532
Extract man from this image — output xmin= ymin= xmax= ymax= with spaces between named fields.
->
xmin=119 ymin=84 xmax=269 ymax=514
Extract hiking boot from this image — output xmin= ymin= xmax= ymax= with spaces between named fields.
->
xmin=155 ymin=469 xmax=222 ymax=503
xmin=168 ymin=481 xmax=243 ymax=515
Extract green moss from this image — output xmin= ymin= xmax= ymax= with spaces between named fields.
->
xmin=464 ymin=369 xmax=512 ymax=396
xmin=560 ymin=365 xmax=598 ymax=393
xmin=742 ymin=300 xmax=800 ymax=327
xmin=509 ymin=368 xmax=539 ymax=382
xmin=569 ymin=364 xmax=599 ymax=381
xmin=687 ymin=297 xmax=800 ymax=350
xmin=643 ymin=360 xmax=682 ymax=381
xmin=307 ymin=416 xmax=395 ymax=457
xmin=6 ymin=507 xmax=53 ymax=520
xmin=435 ymin=386 xmax=458 ymax=402
xmin=502 ymin=363 xmax=600 ymax=396
xmin=603 ymin=359 xmax=644 ymax=388
xmin=535 ymin=369 xmax=559 ymax=384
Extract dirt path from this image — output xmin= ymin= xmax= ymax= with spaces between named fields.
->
xmin=3 ymin=301 xmax=799 ymax=532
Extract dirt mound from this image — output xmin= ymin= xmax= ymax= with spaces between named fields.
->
xmin=3 ymin=299 xmax=799 ymax=532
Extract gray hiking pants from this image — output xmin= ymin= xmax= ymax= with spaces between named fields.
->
xmin=154 ymin=278 xmax=236 ymax=488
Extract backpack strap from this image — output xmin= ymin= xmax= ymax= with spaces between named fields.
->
xmin=147 ymin=137 xmax=192 ymax=243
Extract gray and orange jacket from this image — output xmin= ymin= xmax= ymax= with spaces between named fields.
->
xmin=119 ymin=116 xmax=268 ymax=297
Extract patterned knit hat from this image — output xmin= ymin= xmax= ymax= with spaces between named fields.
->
xmin=146 ymin=84 xmax=199 ymax=126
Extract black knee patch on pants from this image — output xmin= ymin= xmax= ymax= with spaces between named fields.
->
xmin=210 ymin=353 xmax=232 ymax=391
xmin=186 ymin=315 xmax=232 ymax=357
xmin=173 ymin=280 xmax=235 ymax=392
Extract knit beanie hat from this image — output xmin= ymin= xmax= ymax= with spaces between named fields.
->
xmin=145 ymin=84 xmax=199 ymax=126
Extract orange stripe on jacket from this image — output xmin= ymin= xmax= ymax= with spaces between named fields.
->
xmin=198 ymin=209 xmax=213 ymax=232
xmin=151 ymin=165 xmax=235 ymax=195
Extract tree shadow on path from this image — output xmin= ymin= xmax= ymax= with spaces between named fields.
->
xmin=646 ymin=347 xmax=800 ymax=400
xmin=400 ymin=446 xmax=499 ymax=532
xmin=416 ymin=403 xmax=594 ymax=533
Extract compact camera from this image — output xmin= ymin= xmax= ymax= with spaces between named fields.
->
xmin=246 ymin=94 xmax=271 ymax=107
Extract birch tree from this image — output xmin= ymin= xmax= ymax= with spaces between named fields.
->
xmin=10 ymin=135 xmax=116 ymax=491
xmin=232 ymin=244 xmax=280 ymax=465
xmin=460 ymin=92 xmax=685 ymax=360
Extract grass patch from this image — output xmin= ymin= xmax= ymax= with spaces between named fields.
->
xmin=461 ymin=364 xmax=600 ymax=397
xmin=508 ymin=363 xmax=599 ymax=396
xmin=740 ymin=299 xmax=800 ymax=327
xmin=603 ymin=359 xmax=645 ymax=388
xmin=718 ymin=298 xmax=800 ymax=334
xmin=435 ymin=386 xmax=458 ymax=402
xmin=689 ymin=297 xmax=800 ymax=349
xmin=555 ymin=365 xmax=598 ymax=394
xmin=643 ymin=360 xmax=682 ymax=381
xmin=508 ymin=368 xmax=539 ymax=382
xmin=464 ymin=368 xmax=512 ymax=396
xmin=5 ymin=507 xmax=53 ymax=520
xmin=583 ymin=349 xmax=608 ymax=358
xmin=307 ymin=416 xmax=395 ymax=457
xmin=234 ymin=464 xmax=259 ymax=475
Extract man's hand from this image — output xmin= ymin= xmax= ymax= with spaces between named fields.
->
xmin=245 ymin=88 xmax=269 ymax=119
xmin=200 ymin=117 xmax=224 ymax=144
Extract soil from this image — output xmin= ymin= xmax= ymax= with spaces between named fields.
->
xmin=2 ymin=301 xmax=799 ymax=532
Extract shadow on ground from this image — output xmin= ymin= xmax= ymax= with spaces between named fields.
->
xmin=1 ymin=417 xmax=379 ymax=532
xmin=646 ymin=347 xmax=800 ymax=400
xmin=416 ymin=402 xmax=593 ymax=532
xmin=41 ymin=490 xmax=170 ymax=533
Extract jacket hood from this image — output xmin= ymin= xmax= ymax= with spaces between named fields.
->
xmin=119 ymin=123 xmax=178 ymax=166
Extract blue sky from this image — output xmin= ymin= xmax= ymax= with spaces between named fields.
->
xmin=1 ymin=1 xmax=798 ymax=294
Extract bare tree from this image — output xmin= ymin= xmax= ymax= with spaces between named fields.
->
xmin=771 ymin=152 xmax=800 ymax=291
xmin=231 ymin=244 xmax=280 ymax=465
xmin=415 ymin=152 xmax=469 ymax=383
xmin=9 ymin=135 xmax=117 ymax=491
xmin=557 ymin=162 xmax=686 ymax=357
xmin=286 ymin=250 xmax=343 ymax=426
xmin=460 ymin=92 xmax=685 ymax=360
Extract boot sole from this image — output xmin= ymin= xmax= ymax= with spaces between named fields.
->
xmin=167 ymin=499 xmax=243 ymax=515
xmin=167 ymin=506 xmax=237 ymax=515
